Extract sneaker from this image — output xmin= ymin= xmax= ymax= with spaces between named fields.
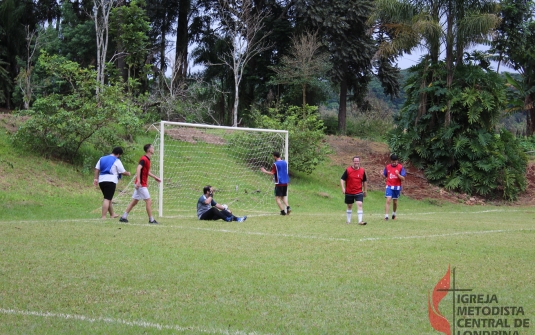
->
xmin=225 ymin=217 xmax=233 ymax=222
xmin=119 ymin=217 xmax=128 ymax=223
xmin=148 ymin=219 xmax=159 ymax=224
xmin=392 ymin=214 xmax=396 ymax=220
xmin=287 ymin=206 xmax=291 ymax=215
xmin=236 ymin=216 xmax=247 ymax=222
xmin=384 ymin=217 xmax=389 ymax=221
xmin=358 ymin=221 xmax=367 ymax=225
xmin=280 ymin=210 xmax=286 ymax=215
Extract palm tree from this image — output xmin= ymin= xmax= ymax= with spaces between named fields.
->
xmin=370 ymin=0 xmax=501 ymax=125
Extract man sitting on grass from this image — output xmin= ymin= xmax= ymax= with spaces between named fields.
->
xmin=197 ymin=185 xmax=247 ymax=222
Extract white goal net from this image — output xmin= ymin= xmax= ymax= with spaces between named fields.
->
xmin=113 ymin=121 xmax=288 ymax=219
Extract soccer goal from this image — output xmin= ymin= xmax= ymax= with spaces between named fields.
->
xmin=148 ymin=121 xmax=288 ymax=218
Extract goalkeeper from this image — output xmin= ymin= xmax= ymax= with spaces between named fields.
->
xmin=197 ymin=185 xmax=247 ymax=222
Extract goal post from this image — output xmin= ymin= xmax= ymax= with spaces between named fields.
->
xmin=154 ymin=121 xmax=289 ymax=217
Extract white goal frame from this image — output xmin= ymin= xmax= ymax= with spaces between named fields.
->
xmin=157 ymin=121 xmax=289 ymax=217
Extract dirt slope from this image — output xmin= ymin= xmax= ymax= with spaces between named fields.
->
xmin=327 ymin=135 xmax=535 ymax=206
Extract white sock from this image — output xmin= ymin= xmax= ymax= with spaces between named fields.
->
xmin=122 ymin=212 xmax=128 ymax=219
xmin=358 ymin=210 xmax=363 ymax=223
xmin=150 ymin=216 xmax=154 ymax=221
xmin=392 ymin=211 xmax=396 ymax=216
xmin=385 ymin=214 xmax=389 ymax=219
xmin=346 ymin=210 xmax=352 ymax=223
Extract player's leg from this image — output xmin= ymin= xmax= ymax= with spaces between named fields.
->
xmin=384 ymin=188 xmax=392 ymax=220
xmin=101 ymin=199 xmax=110 ymax=219
xmin=356 ymin=194 xmax=366 ymax=225
xmin=392 ymin=198 xmax=398 ymax=220
xmin=345 ymin=195 xmax=354 ymax=224
xmin=274 ymin=186 xmax=287 ymax=215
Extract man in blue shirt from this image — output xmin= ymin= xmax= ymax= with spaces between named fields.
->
xmin=261 ymin=151 xmax=291 ymax=215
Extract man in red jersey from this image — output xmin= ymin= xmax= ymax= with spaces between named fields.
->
xmin=340 ymin=156 xmax=367 ymax=225
xmin=383 ymin=154 xmax=406 ymax=220
xmin=119 ymin=144 xmax=161 ymax=224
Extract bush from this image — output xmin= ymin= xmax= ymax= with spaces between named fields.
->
xmin=13 ymin=53 xmax=142 ymax=164
xmin=252 ymin=104 xmax=331 ymax=174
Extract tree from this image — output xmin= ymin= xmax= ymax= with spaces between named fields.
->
xmin=92 ymin=0 xmax=116 ymax=95
xmin=13 ymin=52 xmax=142 ymax=163
xmin=16 ymin=25 xmax=41 ymax=110
xmin=216 ymin=0 xmax=273 ymax=126
xmin=371 ymin=0 xmax=500 ymax=126
xmin=491 ymin=0 xmax=535 ymax=135
xmin=389 ymin=54 xmax=527 ymax=201
xmin=110 ymin=0 xmax=151 ymax=84
xmin=269 ymin=31 xmax=330 ymax=107
xmin=296 ymin=0 xmax=396 ymax=135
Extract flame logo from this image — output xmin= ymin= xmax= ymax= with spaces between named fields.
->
xmin=428 ymin=265 xmax=451 ymax=335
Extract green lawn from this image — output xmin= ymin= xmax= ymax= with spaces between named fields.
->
xmin=1 ymin=131 xmax=534 ymax=334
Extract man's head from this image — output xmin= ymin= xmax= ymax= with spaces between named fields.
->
xmin=112 ymin=147 xmax=123 ymax=156
xmin=144 ymin=144 xmax=154 ymax=154
xmin=390 ymin=154 xmax=399 ymax=166
xmin=203 ymin=185 xmax=213 ymax=195
xmin=352 ymin=156 xmax=360 ymax=169
xmin=272 ymin=151 xmax=281 ymax=159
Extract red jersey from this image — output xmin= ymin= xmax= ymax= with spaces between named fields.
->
xmin=136 ymin=155 xmax=151 ymax=187
xmin=383 ymin=164 xmax=405 ymax=189
xmin=341 ymin=167 xmax=367 ymax=194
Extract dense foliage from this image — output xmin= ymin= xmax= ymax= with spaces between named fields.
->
xmin=13 ymin=53 xmax=142 ymax=165
xmin=389 ymin=59 xmax=527 ymax=200
xmin=252 ymin=105 xmax=331 ymax=174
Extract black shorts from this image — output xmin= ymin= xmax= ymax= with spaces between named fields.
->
xmin=345 ymin=193 xmax=364 ymax=204
xmin=99 ymin=182 xmax=117 ymax=201
xmin=274 ymin=185 xmax=288 ymax=197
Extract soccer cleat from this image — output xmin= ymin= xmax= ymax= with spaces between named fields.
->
xmin=236 ymin=216 xmax=247 ymax=222
xmin=392 ymin=214 xmax=396 ymax=220
xmin=287 ymin=206 xmax=291 ymax=215
xmin=149 ymin=219 xmax=159 ymax=224
xmin=280 ymin=210 xmax=286 ymax=215
xmin=119 ymin=217 xmax=129 ymax=223
xmin=384 ymin=217 xmax=389 ymax=221
xmin=225 ymin=216 xmax=233 ymax=222
xmin=358 ymin=221 xmax=367 ymax=225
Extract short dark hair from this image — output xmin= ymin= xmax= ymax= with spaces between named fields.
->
xmin=203 ymin=185 xmax=212 ymax=194
xmin=112 ymin=147 xmax=123 ymax=155
xmin=390 ymin=154 xmax=398 ymax=161
xmin=352 ymin=156 xmax=360 ymax=161
xmin=272 ymin=151 xmax=281 ymax=158
xmin=144 ymin=144 xmax=153 ymax=152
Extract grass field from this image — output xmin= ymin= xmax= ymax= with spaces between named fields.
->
xmin=1 ymin=132 xmax=534 ymax=334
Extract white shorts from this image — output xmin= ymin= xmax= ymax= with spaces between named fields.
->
xmin=132 ymin=187 xmax=151 ymax=200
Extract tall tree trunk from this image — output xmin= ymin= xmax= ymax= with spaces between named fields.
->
xmin=444 ymin=0 xmax=454 ymax=127
xmin=338 ymin=75 xmax=348 ymax=135
xmin=302 ymin=83 xmax=306 ymax=108
xmin=116 ymin=0 xmax=127 ymax=82
xmin=174 ymin=0 xmax=189 ymax=84
xmin=527 ymin=95 xmax=535 ymax=136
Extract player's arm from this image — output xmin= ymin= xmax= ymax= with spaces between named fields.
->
xmin=396 ymin=168 xmax=406 ymax=182
xmin=363 ymin=172 xmax=368 ymax=196
xmin=340 ymin=170 xmax=348 ymax=194
xmin=93 ymin=168 xmax=100 ymax=186
xmin=134 ymin=164 xmax=143 ymax=188
xmin=260 ymin=167 xmax=274 ymax=175
xmin=148 ymin=171 xmax=161 ymax=182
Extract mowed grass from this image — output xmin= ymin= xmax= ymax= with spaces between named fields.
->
xmin=1 ymin=130 xmax=535 ymax=334
xmin=1 ymin=207 xmax=534 ymax=335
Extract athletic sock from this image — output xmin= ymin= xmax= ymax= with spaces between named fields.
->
xmin=346 ymin=210 xmax=352 ymax=223
xmin=122 ymin=212 xmax=129 ymax=219
xmin=385 ymin=214 xmax=389 ymax=219
xmin=149 ymin=216 xmax=154 ymax=221
xmin=358 ymin=210 xmax=363 ymax=223
xmin=392 ymin=212 xmax=396 ymax=216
